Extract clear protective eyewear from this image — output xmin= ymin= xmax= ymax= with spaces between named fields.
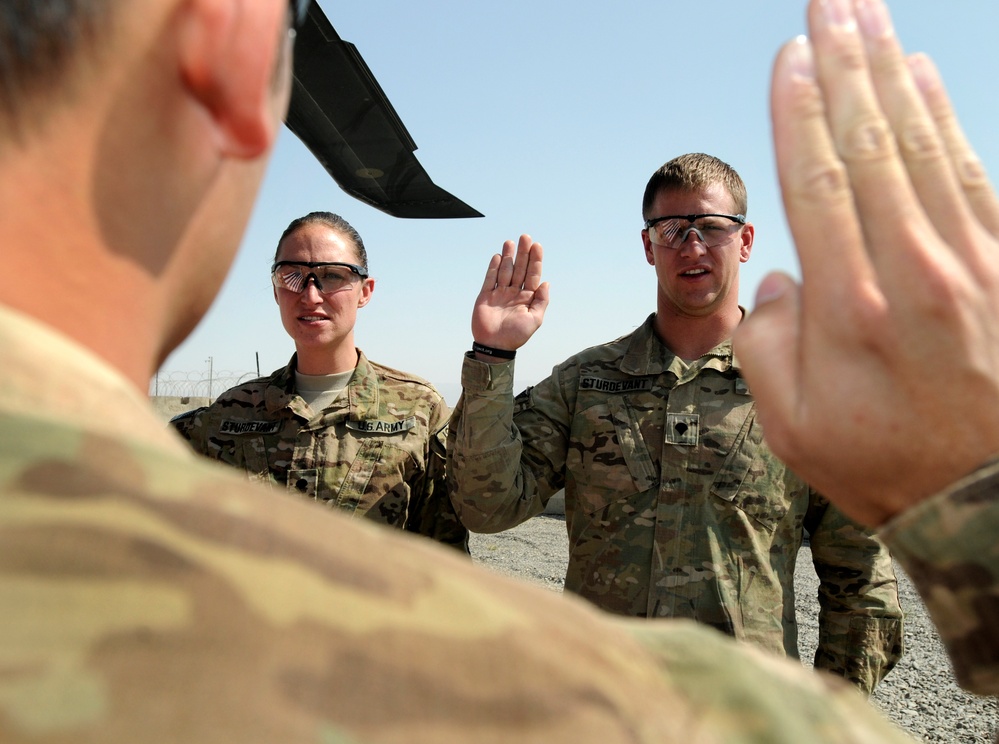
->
xmin=644 ymin=213 xmax=746 ymax=249
xmin=271 ymin=260 xmax=368 ymax=295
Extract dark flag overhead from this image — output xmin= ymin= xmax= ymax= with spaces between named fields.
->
xmin=286 ymin=3 xmax=482 ymax=219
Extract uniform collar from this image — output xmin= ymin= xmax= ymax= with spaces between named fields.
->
xmin=0 ymin=303 xmax=187 ymax=453
xmin=619 ymin=312 xmax=741 ymax=378
xmin=266 ymin=349 xmax=380 ymax=420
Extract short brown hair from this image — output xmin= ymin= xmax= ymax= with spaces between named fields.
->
xmin=642 ymin=153 xmax=747 ymax=221
xmin=0 ymin=1 xmax=109 ymax=137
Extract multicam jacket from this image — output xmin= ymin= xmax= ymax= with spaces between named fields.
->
xmin=174 ymin=351 xmax=467 ymax=552
xmin=881 ymin=458 xmax=999 ymax=696
xmin=449 ymin=314 xmax=903 ymax=692
xmin=0 ymin=303 xmax=922 ymax=743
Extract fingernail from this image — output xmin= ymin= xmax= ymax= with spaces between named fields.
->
xmin=787 ymin=36 xmax=815 ymax=81
xmin=820 ymin=0 xmax=857 ymax=31
xmin=856 ymin=0 xmax=893 ymax=39
xmin=907 ymin=53 xmax=937 ymax=93
xmin=755 ymin=275 xmax=789 ymax=306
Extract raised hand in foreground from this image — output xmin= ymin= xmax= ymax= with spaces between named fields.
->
xmin=734 ymin=0 xmax=999 ymax=525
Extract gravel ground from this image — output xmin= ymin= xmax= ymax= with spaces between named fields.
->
xmin=470 ymin=514 xmax=999 ymax=743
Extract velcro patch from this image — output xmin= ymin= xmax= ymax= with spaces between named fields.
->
xmin=219 ymin=419 xmax=281 ymax=435
xmin=579 ymin=376 xmax=654 ymax=394
xmin=666 ymin=413 xmax=699 ymax=446
xmin=347 ymin=417 xmax=417 ymax=435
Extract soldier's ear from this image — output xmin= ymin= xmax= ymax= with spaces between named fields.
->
xmin=739 ymin=223 xmax=754 ymax=263
xmin=177 ymin=0 xmax=289 ymax=159
xmin=357 ymin=278 xmax=375 ymax=308
xmin=642 ymin=229 xmax=656 ymax=266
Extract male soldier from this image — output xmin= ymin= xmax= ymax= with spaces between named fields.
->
xmin=173 ymin=211 xmax=467 ymax=552
xmin=448 ymin=153 xmax=903 ymax=692
xmin=0 ymin=0 xmax=987 ymax=741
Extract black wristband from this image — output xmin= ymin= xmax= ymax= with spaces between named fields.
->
xmin=472 ymin=341 xmax=516 ymax=360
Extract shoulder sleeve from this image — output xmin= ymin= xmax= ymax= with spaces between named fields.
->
xmin=626 ymin=619 xmax=914 ymax=743
xmin=168 ymin=406 xmax=209 ymax=453
xmin=405 ymin=392 xmax=469 ymax=554
xmin=880 ymin=458 xmax=999 ymax=696
xmin=447 ymin=353 xmax=570 ymax=533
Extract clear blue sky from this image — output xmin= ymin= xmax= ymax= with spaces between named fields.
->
xmin=157 ymin=0 xmax=999 ymax=406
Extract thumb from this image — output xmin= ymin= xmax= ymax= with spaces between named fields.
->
xmin=734 ymin=272 xmax=801 ymax=454
xmin=531 ymin=282 xmax=551 ymax=320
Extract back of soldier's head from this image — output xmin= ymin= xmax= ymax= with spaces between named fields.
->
xmin=0 ymin=1 xmax=110 ymax=139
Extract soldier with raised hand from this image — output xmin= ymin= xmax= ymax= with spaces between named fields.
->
xmin=173 ymin=211 xmax=467 ymax=552
xmin=448 ymin=153 xmax=903 ymax=693
xmin=734 ymin=0 xmax=999 ymax=696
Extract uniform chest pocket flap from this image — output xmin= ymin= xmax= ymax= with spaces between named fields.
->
xmin=569 ymin=395 xmax=662 ymax=517
xmin=709 ymin=408 xmax=788 ymax=532
xmin=288 ymin=438 xmax=388 ymax=510
xmin=236 ymin=436 xmax=273 ymax=485
xmin=214 ymin=418 xmax=277 ymax=486
xmin=603 ymin=396 xmax=660 ymax=492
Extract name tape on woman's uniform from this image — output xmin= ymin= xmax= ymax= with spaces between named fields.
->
xmin=219 ymin=419 xmax=282 ymax=435
xmin=346 ymin=417 xmax=417 ymax=435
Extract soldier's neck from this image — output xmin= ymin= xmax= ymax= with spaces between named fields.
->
xmin=653 ymin=306 xmax=742 ymax=362
xmin=295 ymin=344 xmax=360 ymax=376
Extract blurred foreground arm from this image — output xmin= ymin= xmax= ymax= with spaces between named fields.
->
xmin=734 ymin=0 xmax=999 ymax=694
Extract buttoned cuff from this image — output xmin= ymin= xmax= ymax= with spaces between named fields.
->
xmin=461 ymin=351 xmax=516 ymax=395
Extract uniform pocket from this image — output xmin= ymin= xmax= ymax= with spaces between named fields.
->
xmin=567 ymin=398 xmax=659 ymax=516
xmin=238 ymin=436 xmax=274 ymax=486
xmin=296 ymin=438 xmax=387 ymax=509
xmin=340 ymin=439 xmax=413 ymax=526
xmin=709 ymin=408 xmax=788 ymax=532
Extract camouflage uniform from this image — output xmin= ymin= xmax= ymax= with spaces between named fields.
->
xmin=174 ymin=352 xmax=467 ymax=552
xmin=449 ymin=314 xmax=903 ymax=692
xmin=0 ymin=304 xmax=921 ymax=743
xmin=880 ymin=458 xmax=999 ymax=696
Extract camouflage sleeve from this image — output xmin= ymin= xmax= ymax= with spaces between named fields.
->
xmin=404 ymin=398 xmax=469 ymax=554
xmin=625 ymin=619 xmax=915 ymax=744
xmin=879 ymin=457 xmax=999 ymax=696
xmin=805 ymin=489 xmax=904 ymax=694
xmin=168 ymin=406 xmax=209 ymax=454
xmin=447 ymin=354 xmax=567 ymax=533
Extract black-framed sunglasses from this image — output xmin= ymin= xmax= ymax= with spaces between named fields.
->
xmin=643 ymin=213 xmax=746 ymax=249
xmin=289 ymin=0 xmax=311 ymax=30
xmin=271 ymin=260 xmax=369 ymax=295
